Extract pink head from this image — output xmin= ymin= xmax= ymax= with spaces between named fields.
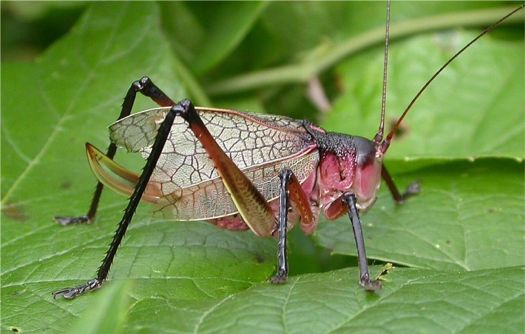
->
xmin=315 ymin=133 xmax=383 ymax=220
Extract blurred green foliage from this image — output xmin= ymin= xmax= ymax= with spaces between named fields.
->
xmin=1 ymin=2 xmax=86 ymax=61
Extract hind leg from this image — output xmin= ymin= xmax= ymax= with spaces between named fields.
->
xmin=55 ymin=77 xmax=174 ymax=225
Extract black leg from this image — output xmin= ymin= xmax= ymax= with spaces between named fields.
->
xmin=52 ymin=100 xmax=191 ymax=300
xmin=54 ymin=76 xmax=174 ymax=226
xmin=342 ymin=193 xmax=381 ymax=291
xmin=381 ymin=165 xmax=420 ymax=204
xmin=270 ymin=169 xmax=293 ymax=284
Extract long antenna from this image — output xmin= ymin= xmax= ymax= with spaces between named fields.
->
xmin=380 ymin=3 xmax=525 ymax=154
xmin=374 ymin=0 xmax=392 ymax=145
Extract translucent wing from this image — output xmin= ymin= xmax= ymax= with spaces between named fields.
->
xmin=109 ymin=107 xmax=319 ymax=220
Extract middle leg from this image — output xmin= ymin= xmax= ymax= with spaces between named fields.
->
xmin=270 ymin=168 xmax=314 ymax=284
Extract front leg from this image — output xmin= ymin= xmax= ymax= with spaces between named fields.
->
xmin=342 ymin=193 xmax=381 ymax=291
xmin=382 ymin=165 xmax=420 ymax=204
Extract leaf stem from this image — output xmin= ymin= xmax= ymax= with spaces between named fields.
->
xmin=205 ymin=6 xmax=523 ymax=96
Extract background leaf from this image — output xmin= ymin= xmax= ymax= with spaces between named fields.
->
xmin=160 ymin=2 xmax=267 ymax=75
xmin=325 ymin=28 xmax=524 ymax=159
xmin=2 ymin=2 xmax=524 ymax=334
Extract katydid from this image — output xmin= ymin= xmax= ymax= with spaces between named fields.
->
xmin=52 ymin=2 xmax=524 ymax=299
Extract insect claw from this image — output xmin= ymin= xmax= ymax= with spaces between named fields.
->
xmin=52 ymin=278 xmax=102 ymax=299
xmin=270 ymin=270 xmax=288 ymax=285
xmin=359 ymin=273 xmax=381 ymax=292
xmin=54 ymin=215 xmax=91 ymax=226
xmin=407 ymin=181 xmax=421 ymax=194
xmin=401 ymin=180 xmax=421 ymax=202
xmin=52 ymin=288 xmax=76 ymax=300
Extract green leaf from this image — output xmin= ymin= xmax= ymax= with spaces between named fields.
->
xmin=186 ymin=267 xmax=524 ymax=334
xmin=324 ymin=23 xmax=524 ymax=159
xmin=66 ymin=281 xmax=131 ymax=334
xmin=316 ymin=159 xmax=525 ymax=271
xmin=4 ymin=266 xmax=523 ymax=333
xmin=119 ymin=267 xmax=525 ymax=333
xmin=2 ymin=219 xmax=276 ymax=333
